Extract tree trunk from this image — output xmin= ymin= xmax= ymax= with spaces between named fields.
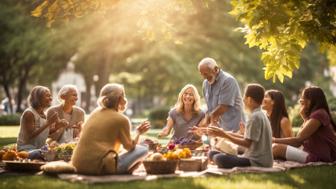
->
xmin=3 ymin=84 xmax=14 ymax=114
xmin=16 ymin=64 xmax=31 ymax=113
xmin=84 ymin=77 xmax=92 ymax=112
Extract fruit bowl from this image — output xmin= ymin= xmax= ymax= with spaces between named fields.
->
xmin=178 ymin=141 xmax=203 ymax=150
xmin=143 ymin=160 xmax=178 ymax=174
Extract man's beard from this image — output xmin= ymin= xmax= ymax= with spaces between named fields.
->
xmin=208 ymin=75 xmax=216 ymax=85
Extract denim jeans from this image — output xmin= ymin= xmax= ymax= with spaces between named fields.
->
xmin=209 ymin=150 xmax=250 ymax=169
xmin=117 ymin=145 xmax=148 ymax=174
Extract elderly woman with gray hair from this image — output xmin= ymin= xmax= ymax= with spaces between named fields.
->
xmin=17 ymin=86 xmax=63 ymax=159
xmin=47 ymin=85 xmax=85 ymax=143
xmin=71 ymin=83 xmax=150 ymax=175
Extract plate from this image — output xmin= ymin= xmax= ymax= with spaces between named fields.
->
xmin=3 ymin=160 xmax=45 ymax=172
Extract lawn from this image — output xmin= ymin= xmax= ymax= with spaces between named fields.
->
xmin=0 ymin=125 xmax=335 ymax=189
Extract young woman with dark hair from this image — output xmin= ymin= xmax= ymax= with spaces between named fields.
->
xmin=273 ymin=86 xmax=336 ymax=163
xmin=262 ymin=90 xmax=293 ymax=138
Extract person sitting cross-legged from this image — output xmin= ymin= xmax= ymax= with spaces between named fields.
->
xmin=272 ymin=86 xmax=336 ymax=163
xmin=71 ymin=83 xmax=150 ymax=175
xmin=198 ymin=84 xmax=273 ymax=168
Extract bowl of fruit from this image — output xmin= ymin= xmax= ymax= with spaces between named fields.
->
xmin=173 ymin=137 xmax=203 ymax=150
xmin=143 ymin=153 xmax=178 ymax=174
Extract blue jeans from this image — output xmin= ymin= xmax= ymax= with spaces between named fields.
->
xmin=18 ymin=144 xmax=43 ymax=160
xmin=117 ymin=145 xmax=148 ymax=174
xmin=28 ymin=149 xmax=43 ymax=160
xmin=209 ymin=150 xmax=250 ymax=169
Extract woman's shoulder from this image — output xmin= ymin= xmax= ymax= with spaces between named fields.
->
xmin=22 ymin=108 xmax=34 ymax=118
xmin=73 ymin=106 xmax=86 ymax=115
xmin=46 ymin=104 xmax=62 ymax=114
xmin=280 ymin=116 xmax=290 ymax=124
xmin=310 ymin=109 xmax=329 ymax=119
xmin=169 ymin=108 xmax=178 ymax=116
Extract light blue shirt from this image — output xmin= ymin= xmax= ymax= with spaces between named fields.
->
xmin=203 ymin=70 xmax=245 ymax=131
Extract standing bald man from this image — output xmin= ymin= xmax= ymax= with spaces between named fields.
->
xmin=198 ymin=57 xmax=245 ymax=131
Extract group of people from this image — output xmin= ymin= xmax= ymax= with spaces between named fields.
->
xmin=16 ymin=57 xmax=336 ymax=175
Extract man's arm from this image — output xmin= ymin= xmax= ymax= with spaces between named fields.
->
xmin=209 ymin=104 xmax=229 ymax=125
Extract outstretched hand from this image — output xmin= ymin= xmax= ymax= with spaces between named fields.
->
xmin=189 ymin=126 xmax=203 ymax=136
xmin=205 ymin=126 xmax=227 ymax=138
xmin=136 ymin=120 xmax=151 ymax=135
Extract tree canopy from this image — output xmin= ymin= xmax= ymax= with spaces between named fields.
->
xmin=32 ymin=0 xmax=336 ymax=83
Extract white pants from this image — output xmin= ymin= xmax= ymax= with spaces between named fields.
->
xmin=285 ymin=145 xmax=308 ymax=163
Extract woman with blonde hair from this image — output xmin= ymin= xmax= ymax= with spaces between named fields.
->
xmin=47 ymin=85 xmax=85 ymax=143
xmin=158 ymin=84 xmax=205 ymax=140
xmin=71 ymin=83 xmax=150 ymax=175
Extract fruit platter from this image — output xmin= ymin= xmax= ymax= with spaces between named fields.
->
xmin=0 ymin=146 xmax=44 ymax=172
xmin=143 ymin=141 xmax=208 ymax=174
xmin=41 ymin=139 xmax=76 ymax=162
xmin=172 ymin=136 xmax=203 ymax=150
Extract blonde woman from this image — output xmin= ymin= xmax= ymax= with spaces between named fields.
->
xmin=158 ymin=84 xmax=205 ymax=140
xmin=47 ymin=85 xmax=85 ymax=143
xmin=71 ymin=83 xmax=150 ymax=175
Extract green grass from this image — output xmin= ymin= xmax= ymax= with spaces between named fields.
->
xmin=1 ymin=125 xmax=335 ymax=189
xmin=0 ymin=166 xmax=336 ymax=189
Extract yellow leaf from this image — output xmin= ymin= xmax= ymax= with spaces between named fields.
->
xmin=31 ymin=1 xmax=48 ymax=17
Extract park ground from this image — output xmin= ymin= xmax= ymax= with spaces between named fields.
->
xmin=0 ymin=126 xmax=336 ymax=189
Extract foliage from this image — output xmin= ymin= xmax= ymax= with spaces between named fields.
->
xmin=0 ymin=114 xmax=21 ymax=126
xmin=288 ymin=104 xmax=304 ymax=128
xmin=0 ymin=0 xmax=70 ymax=112
xmin=148 ymin=107 xmax=170 ymax=129
xmin=230 ymin=0 xmax=336 ymax=82
xmin=328 ymin=97 xmax=336 ymax=112
xmin=32 ymin=0 xmax=336 ymax=83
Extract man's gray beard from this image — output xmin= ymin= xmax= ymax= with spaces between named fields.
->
xmin=208 ymin=77 xmax=215 ymax=85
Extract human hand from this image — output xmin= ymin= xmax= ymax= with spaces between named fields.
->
xmin=57 ymin=119 xmax=70 ymax=128
xmin=136 ymin=120 xmax=151 ymax=135
xmin=209 ymin=113 xmax=219 ymax=126
xmin=72 ymin=121 xmax=83 ymax=129
xmin=157 ymin=132 xmax=166 ymax=138
xmin=206 ymin=126 xmax=226 ymax=138
xmin=189 ymin=126 xmax=202 ymax=136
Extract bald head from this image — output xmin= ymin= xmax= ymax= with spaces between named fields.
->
xmin=198 ymin=57 xmax=218 ymax=71
xmin=198 ymin=57 xmax=220 ymax=85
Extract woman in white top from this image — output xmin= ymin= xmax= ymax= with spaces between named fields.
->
xmin=17 ymin=86 xmax=64 ymax=159
xmin=47 ymin=85 xmax=85 ymax=143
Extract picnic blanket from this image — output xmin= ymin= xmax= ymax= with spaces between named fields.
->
xmin=56 ymin=160 xmax=336 ymax=184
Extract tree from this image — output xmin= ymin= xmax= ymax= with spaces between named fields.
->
xmin=0 ymin=0 xmax=70 ymax=112
xmin=230 ymin=0 xmax=336 ymax=82
xmin=32 ymin=0 xmax=336 ymax=83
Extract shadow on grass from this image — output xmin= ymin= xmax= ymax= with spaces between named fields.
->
xmin=0 ymin=165 xmax=335 ymax=189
